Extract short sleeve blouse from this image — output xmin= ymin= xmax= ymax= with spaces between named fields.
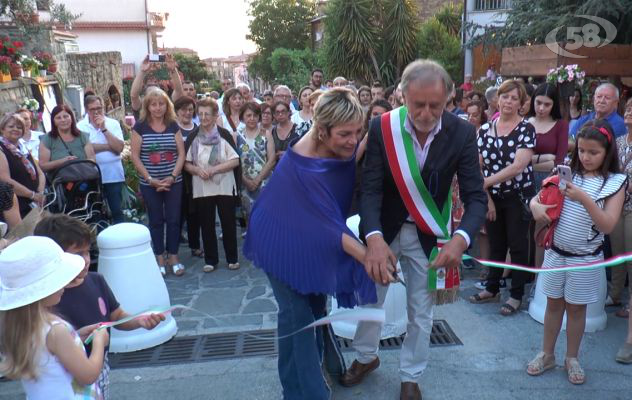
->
xmin=477 ymin=119 xmax=536 ymax=196
xmin=40 ymin=131 xmax=90 ymax=161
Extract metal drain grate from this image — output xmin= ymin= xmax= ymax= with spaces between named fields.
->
xmin=335 ymin=319 xmax=462 ymax=350
xmin=109 ymin=320 xmax=460 ymax=369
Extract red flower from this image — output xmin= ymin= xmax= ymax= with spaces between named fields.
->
xmin=13 ymin=41 xmax=23 ymax=48
xmin=8 ymin=48 xmax=15 ymax=54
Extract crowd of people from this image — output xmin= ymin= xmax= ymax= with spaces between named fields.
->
xmin=1 ymin=55 xmax=632 ymax=400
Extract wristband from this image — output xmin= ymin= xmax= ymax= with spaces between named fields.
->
xmin=536 ymin=155 xmax=541 ymax=163
xmin=30 ymin=191 xmax=35 ymax=199
xmin=170 ymin=174 xmax=178 ymax=180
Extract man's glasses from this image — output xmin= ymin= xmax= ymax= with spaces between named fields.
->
xmin=87 ymin=107 xmax=103 ymax=113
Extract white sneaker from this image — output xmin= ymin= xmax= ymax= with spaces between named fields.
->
xmin=203 ymin=264 xmax=215 ymax=273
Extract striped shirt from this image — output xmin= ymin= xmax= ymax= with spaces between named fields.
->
xmin=134 ymin=120 xmax=182 ymax=185
xmin=542 ymin=172 xmax=627 ymax=304
xmin=553 ymin=173 xmax=627 ymax=253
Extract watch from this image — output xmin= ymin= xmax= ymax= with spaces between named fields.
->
xmin=170 ymin=174 xmax=178 ymax=180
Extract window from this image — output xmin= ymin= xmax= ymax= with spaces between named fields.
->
xmin=474 ymin=0 xmax=512 ymax=11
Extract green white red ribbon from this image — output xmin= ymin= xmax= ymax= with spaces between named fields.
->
xmin=83 ymin=304 xmax=385 ymax=344
xmin=465 ymin=252 xmax=632 ymax=274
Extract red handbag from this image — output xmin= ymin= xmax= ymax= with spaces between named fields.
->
xmin=536 ymin=175 xmax=564 ymax=249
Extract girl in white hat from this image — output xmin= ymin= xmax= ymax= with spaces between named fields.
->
xmin=0 ymin=236 xmax=108 ymax=399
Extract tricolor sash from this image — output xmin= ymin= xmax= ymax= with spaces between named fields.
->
xmin=381 ymin=107 xmax=459 ymax=302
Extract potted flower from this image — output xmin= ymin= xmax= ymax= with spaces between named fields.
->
xmin=33 ymin=51 xmax=55 ymax=75
xmin=546 ymin=64 xmax=586 ymax=98
xmin=20 ymin=56 xmax=38 ymax=78
xmin=0 ymin=56 xmax=13 ymax=83
xmin=0 ymin=37 xmax=25 ymax=79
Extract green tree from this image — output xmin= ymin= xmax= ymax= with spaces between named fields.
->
xmin=247 ymin=0 xmax=316 ymax=82
xmin=269 ymin=48 xmax=315 ymax=93
xmin=417 ymin=18 xmax=463 ymax=83
xmin=466 ymin=0 xmax=632 ymax=49
xmin=381 ymin=0 xmax=420 ymax=82
xmin=173 ymin=53 xmax=213 ymax=84
xmin=433 ymin=2 xmax=462 ymax=37
xmin=322 ymin=0 xmax=419 ymax=85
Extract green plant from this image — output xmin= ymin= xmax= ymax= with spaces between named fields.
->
xmin=247 ymin=0 xmax=316 ymax=82
xmin=268 ymin=48 xmax=315 ymax=94
xmin=0 ymin=55 xmax=12 ymax=74
xmin=33 ymin=51 xmax=54 ymax=69
xmin=20 ymin=55 xmax=38 ymax=71
xmin=0 ymin=0 xmax=81 ymax=32
xmin=322 ymin=0 xmax=420 ymax=85
xmin=417 ymin=18 xmax=463 ymax=84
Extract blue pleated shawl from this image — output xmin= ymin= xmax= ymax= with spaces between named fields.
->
xmin=243 ymin=142 xmax=377 ymax=308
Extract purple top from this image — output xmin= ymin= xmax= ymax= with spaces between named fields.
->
xmin=533 ymin=119 xmax=569 ymax=165
xmin=243 ymin=142 xmax=377 ymax=308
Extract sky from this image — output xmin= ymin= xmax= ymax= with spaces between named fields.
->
xmin=150 ymin=0 xmax=257 ymax=59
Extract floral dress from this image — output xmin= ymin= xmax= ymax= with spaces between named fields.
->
xmin=237 ymin=129 xmax=269 ymax=214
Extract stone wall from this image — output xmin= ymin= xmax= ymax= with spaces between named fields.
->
xmin=62 ymin=51 xmax=124 ymax=120
xmin=0 ymin=79 xmax=38 ymax=115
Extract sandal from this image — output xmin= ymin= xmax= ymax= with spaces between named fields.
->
xmin=171 ymin=263 xmax=185 ymax=276
xmin=156 ymin=255 xmax=167 ymax=277
xmin=616 ymin=342 xmax=632 ymax=364
xmin=500 ymin=301 xmax=521 ymax=316
xmin=468 ymin=292 xmax=500 ymax=304
xmin=565 ymin=358 xmax=585 ymax=385
xmin=203 ymin=264 xmax=215 ymax=273
xmin=228 ymin=262 xmax=240 ymax=270
xmin=616 ymin=306 xmax=629 ymax=319
xmin=191 ymin=249 xmax=204 ymax=258
xmin=605 ymin=295 xmax=622 ymax=307
xmin=527 ymin=352 xmax=556 ymax=376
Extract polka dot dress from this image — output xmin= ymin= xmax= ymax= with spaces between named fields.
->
xmin=477 ymin=120 xmax=536 ymax=196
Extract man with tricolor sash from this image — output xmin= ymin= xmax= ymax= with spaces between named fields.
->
xmin=339 ymin=60 xmax=487 ymax=400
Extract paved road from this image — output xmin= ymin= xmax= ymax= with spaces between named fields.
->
xmin=2 ymin=238 xmax=631 ymax=399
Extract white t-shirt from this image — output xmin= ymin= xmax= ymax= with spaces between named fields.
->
xmin=77 ymin=117 xmax=125 ymax=184
xmin=19 ymin=130 xmax=45 ymax=161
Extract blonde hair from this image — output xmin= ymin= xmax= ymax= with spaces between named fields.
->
xmin=139 ymin=88 xmax=177 ymax=125
xmin=0 ymin=302 xmax=52 ymax=380
xmin=309 ymin=87 xmax=363 ymax=139
xmin=0 ymin=112 xmax=26 ymax=137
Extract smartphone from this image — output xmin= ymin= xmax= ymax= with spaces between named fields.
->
xmin=558 ymin=165 xmax=572 ymax=189
xmin=148 ymin=54 xmax=166 ymax=62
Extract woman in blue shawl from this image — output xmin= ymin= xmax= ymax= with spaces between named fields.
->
xmin=244 ymin=88 xmax=377 ymax=399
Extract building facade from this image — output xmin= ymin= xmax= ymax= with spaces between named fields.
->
xmin=464 ymin=0 xmax=511 ymax=80
xmin=56 ymin=0 xmax=167 ymax=78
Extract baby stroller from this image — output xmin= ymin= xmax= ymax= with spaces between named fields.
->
xmin=45 ymin=160 xmax=110 ymax=267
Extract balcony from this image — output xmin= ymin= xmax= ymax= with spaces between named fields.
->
xmin=474 ymin=0 xmax=512 ymax=11
xmin=148 ymin=12 xmax=167 ymax=30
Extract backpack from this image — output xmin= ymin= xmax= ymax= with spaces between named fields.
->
xmin=535 ymin=175 xmax=564 ymax=249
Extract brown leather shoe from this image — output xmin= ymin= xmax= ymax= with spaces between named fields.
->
xmin=338 ymin=358 xmax=380 ymax=387
xmin=400 ymin=382 xmax=422 ymax=400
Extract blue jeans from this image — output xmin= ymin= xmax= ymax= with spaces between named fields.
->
xmin=103 ymin=182 xmax=124 ymax=224
xmin=267 ymin=275 xmax=330 ymax=400
xmin=140 ymin=181 xmax=182 ymax=255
